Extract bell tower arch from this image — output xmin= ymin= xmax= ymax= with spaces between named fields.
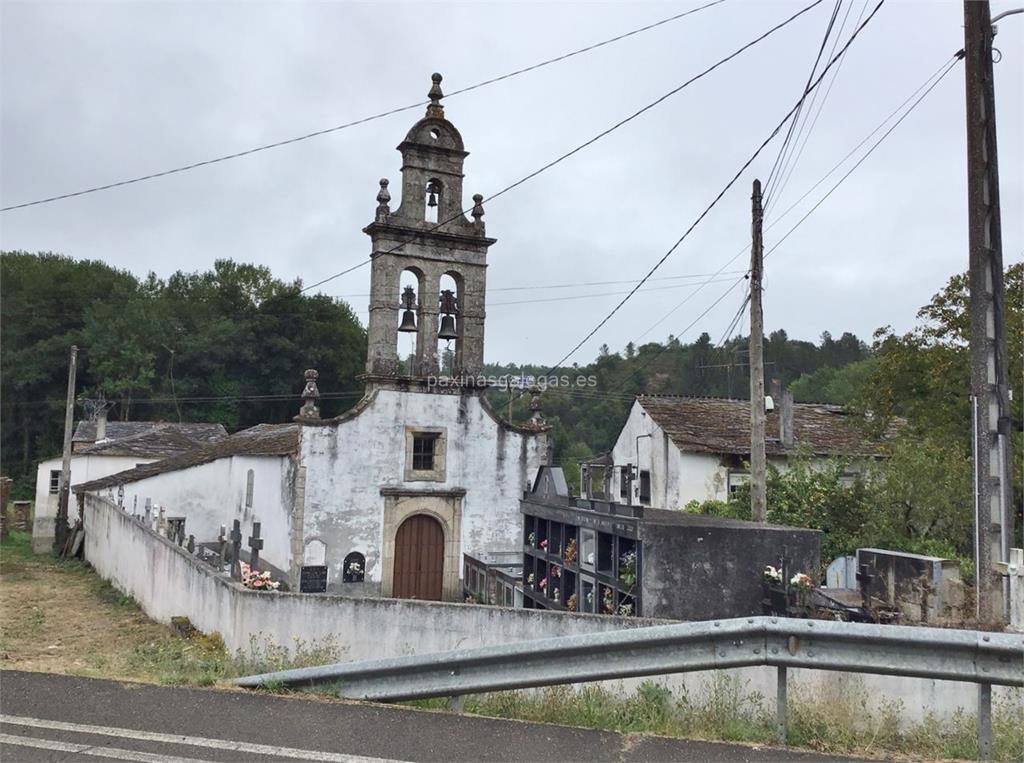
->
xmin=363 ymin=73 xmax=495 ymax=383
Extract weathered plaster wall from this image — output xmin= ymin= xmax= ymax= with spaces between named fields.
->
xmin=299 ymin=389 xmax=546 ymax=594
xmin=97 ymin=455 xmax=294 ymax=573
xmin=84 ymin=493 xmax=1017 ymax=725
xmin=640 ymin=521 xmax=821 ymax=620
xmin=33 ymin=454 xmax=156 ymax=552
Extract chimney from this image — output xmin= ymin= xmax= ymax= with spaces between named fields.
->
xmin=780 ymin=389 xmax=794 ymax=448
xmin=95 ymin=409 xmax=108 ymax=442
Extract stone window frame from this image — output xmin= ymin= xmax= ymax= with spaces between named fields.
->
xmin=404 ymin=426 xmax=447 ymax=482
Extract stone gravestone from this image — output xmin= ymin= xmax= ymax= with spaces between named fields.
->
xmin=299 ymin=565 xmax=328 ymax=593
xmin=229 ymin=520 xmax=243 ymax=580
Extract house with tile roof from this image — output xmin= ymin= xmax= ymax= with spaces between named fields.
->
xmin=33 ymin=419 xmax=227 ymax=552
xmin=598 ymin=392 xmax=898 ymax=511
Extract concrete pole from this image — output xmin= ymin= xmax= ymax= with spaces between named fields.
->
xmin=54 ymin=345 xmax=78 ymax=553
xmin=749 ymin=179 xmax=767 ymax=523
xmin=964 ymin=0 xmax=1013 ymax=625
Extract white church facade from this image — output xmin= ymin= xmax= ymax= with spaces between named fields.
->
xmin=76 ymin=74 xmax=549 ymax=600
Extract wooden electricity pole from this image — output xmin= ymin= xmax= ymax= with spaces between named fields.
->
xmin=54 ymin=345 xmax=78 ymax=553
xmin=749 ymin=179 xmax=767 ymax=523
xmin=964 ymin=0 xmax=1014 ymax=625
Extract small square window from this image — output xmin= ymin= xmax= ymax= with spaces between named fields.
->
xmin=412 ymin=434 xmax=437 ymax=470
xmin=404 ymin=427 xmax=446 ymax=481
xmin=49 ymin=470 xmax=61 ymax=494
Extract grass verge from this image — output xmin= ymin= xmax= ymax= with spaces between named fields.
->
xmin=408 ymin=677 xmax=1022 ymax=762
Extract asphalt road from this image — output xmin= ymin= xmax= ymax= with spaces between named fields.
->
xmin=0 ymin=671 xmax=870 ymax=762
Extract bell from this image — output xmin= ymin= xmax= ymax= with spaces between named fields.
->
xmin=398 ymin=309 xmax=417 ymax=333
xmin=438 ymin=314 xmax=457 ymax=341
xmin=427 ymin=190 xmax=438 ymax=208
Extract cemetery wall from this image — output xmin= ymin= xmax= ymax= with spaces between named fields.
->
xmin=84 ymin=494 xmax=1017 ymax=725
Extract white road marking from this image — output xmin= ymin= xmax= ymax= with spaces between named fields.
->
xmin=0 ymin=715 xmax=404 ymax=762
xmin=0 ymin=732 xmax=216 ymax=762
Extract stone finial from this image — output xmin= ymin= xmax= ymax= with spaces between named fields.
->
xmin=426 ymin=72 xmax=445 ymax=118
xmin=529 ymin=385 xmax=545 ymax=425
xmin=299 ymin=368 xmax=321 ymax=420
xmin=375 ymin=178 xmax=391 ymax=222
xmin=471 ymin=193 xmax=485 ymax=235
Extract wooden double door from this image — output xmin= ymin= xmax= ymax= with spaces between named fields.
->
xmin=392 ymin=514 xmax=444 ymax=600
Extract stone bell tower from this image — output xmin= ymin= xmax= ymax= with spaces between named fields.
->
xmin=363 ymin=73 xmax=496 ymax=382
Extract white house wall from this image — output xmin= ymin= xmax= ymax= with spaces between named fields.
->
xmin=33 ymin=454 xmax=156 ymax=552
xmin=299 ymin=389 xmax=546 ymax=591
xmin=610 ymin=401 xmax=798 ymax=509
xmin=110 ymin=455 xmax=294 ymax=572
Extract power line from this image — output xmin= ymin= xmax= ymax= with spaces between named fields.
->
xmin=0 ymin=1 xmax=725 ymax=213
xmin=762 ymin=0 xmax=843 ymax=207
xmin=537 ymin=0 xmax=885 ymax=378
xmin=606 ymin=51 xmax=958 ymax=397
xmin=0 ymin=273 xmax=748 ymax=319
xmin=763 ymin=53 xmax=963 ymax=262
xmin=766 ymin=0 xmax=868 ymax=214
xmin=299 ymin=0 xmax=826 ymax=294
xmin=631 ymin=47 xmax=954 ymax=348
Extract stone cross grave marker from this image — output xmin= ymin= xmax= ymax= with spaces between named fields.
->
xmin=248 ymin=522 xmax=263 ymax=571
xmin=230 ymin=520 xmax=243 ymax=580
xmin=218 ymin=524 xmax=228 ymax=568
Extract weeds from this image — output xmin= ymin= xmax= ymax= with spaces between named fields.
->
xmin=455 ymin=675 xmax=1023 ymax=762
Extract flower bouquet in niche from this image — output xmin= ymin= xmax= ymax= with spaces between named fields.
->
xmin=566 ymin=593 xmax=578 ymax=612
xmin=618 ymin=550 xmax=637 ymax=589
xmin=563 ymin=538 xmax=578 ymax=565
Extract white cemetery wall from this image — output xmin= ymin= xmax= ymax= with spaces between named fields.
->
xmin=113 ymin=454 xmax=293 ymax=572
xmin=33 ymin=454 xmax=157 ymax=552
xmin=298 ymin=389 xmax=547 ymax=591
xmin=84 ymin=493 xmax=1019 ymax=727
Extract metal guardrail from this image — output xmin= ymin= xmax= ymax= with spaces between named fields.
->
xmin=233 ymin=616 xmax=1024 ymax=760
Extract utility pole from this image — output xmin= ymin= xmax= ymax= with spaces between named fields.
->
xmin=749 ymin=179 xmax=767 ymax=523
xmin=54 ymin=345 xmax=78 ymax=554
xmin=964 ymin=0 xmax=1014 ymax=626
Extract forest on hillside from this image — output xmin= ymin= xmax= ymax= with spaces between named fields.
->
xmin=2 ymin=251 xmax=1021 ymax=559
xmin=1 ymin=252 xmax=367 ymax=495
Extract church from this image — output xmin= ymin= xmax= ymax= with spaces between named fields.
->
xmin=75 ymin=74 xmax=550 ymax=601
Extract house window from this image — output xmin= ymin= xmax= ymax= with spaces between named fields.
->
xmin=638 ymin=470 xmax=651 ymax=505
xmin=727 ymin=471 xmax=750 ymax=495
xmin=245 ymin=469 xmax=255 ymax=508
xmin=49 ymin=470 xmax=61 ymax=494
xmin=619 ymin=466 xmax=631 ymax=500
xmin=412 ymin=435 xmax=437 ymax=471
xmin=404 ymin=427 xmax=447 ymax=481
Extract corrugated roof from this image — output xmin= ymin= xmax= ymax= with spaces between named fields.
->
xmin=73 ymin=423 xmax=299 ymax=493
xmin=72 ymin=421 xmax=227 ymax=444
xmin=637 ymin=395 xmax=895 ymax=457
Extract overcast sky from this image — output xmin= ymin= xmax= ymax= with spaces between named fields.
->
xmin=2 ymin=0 xmax=1021 ymax=368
